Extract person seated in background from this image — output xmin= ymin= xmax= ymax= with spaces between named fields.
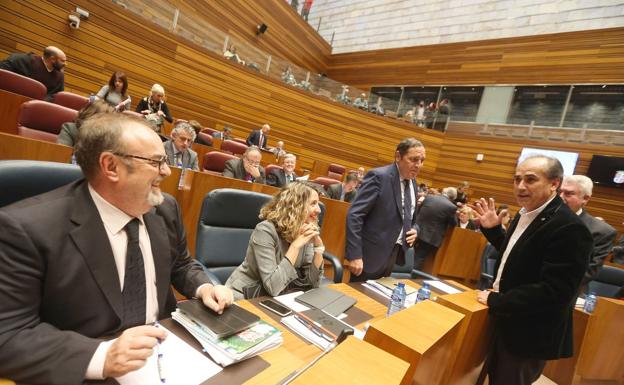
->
xmin=496 ymin=204 xmax=511 ymax=230
xmin=356 ymin=166 xmax=366 ymax=185
xmin=164 ymin=122 xmax=199 ymax=171
xmin=212 ymin=125 xmax=233 ymax=141
xmin=0 ymin=113 xmax=233 ymax=385
xmin=371 ymin=97 xmax=385 ymax=115
xmin=403 ymin=108 xmax=415 ymax=123
xmin=247 ymin=123 xmax=270 ymax=148
xmin=353 ymin=93 xmax=369 ymax=110
xmin=135 ymin=84 xmax=173 ymax=133
xmin=336 ymin=85 xmax=351 ymax=105
xmin=267 ymin=153 xmax=298 ymax=188
xmin=95 ymin=71 xmax=131 ymax=111
xmin=271 ymin=140 xmax=287 ymax=159
xmin=0 ymin=46 xmax=66 ymax=99
xmin=223 ymin=146 xmax=266 ymax=184
xmin=415 ymin=101 xmax=426 ymax=127
xmin=326 ymin=172 xmax=359 ymax=203
xmin=223 ymin=44 xmax=244 ymax=65
xmin=225 ymin=182 xmax=325 ymax=300
xmin=187 ymin=120 xmax=210 ymax=146
xmin=281 ymin=66 xmax=297 ymax=85
xmin=57 ymin=99 xmax=114 ymax=147
xmin=457 ymin=206 xmax=478 ymax=230
xmin=454 ymin=180 xmax=470 ymax=206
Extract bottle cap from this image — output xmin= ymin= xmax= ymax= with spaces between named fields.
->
xmin=397 ymin=282 xmax=405 ymax=288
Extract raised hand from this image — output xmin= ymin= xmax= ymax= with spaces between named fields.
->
xmin=471 ymin=197 xmax=506 ymax=229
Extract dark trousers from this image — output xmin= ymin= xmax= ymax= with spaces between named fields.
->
xmin=487 ymin=334 xmax=546 ymax=385
xmin=349 ymin=244 xmax=403 ymax=282
xmin=412 ymin=240 xmax=437 ymax=270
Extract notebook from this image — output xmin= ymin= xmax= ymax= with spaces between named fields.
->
xmin=294 ymin=287 xmax=356 ymax=316
xmin=177 ymin=299 xmax=259 ymax=339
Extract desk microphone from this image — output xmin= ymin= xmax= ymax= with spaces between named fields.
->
xmin=276 ymin=341 xmax=338 ymax=385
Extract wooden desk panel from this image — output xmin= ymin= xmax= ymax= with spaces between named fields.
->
xmin=429 ymin=227 xmax=488 ymax=282
xmin=0 ymin=89 xmax=31 ymax=135
xmin=0 ymin=132 xmax=72 ymax=162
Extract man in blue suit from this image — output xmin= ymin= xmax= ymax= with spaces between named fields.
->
xmin=345 ymin=138 xmax=425 ymax=281
xmin=246 ymin=123 xmax=270 ymax=149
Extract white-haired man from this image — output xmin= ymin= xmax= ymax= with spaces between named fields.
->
xmin=560 ymin=175 xmax=617 ymax=286
xmin=164 ymin=122 xmax=199 ymax=171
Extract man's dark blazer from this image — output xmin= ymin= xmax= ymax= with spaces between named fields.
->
xmin=164 ymin=140 xmax=199 ymax=171
xmin=578 ymin=209 xmax=617 ymax=283
xmin=326 ymin=182 xmax=356 ymax=203
xmin=0 ymin=180 xmax=210 ymax=385
xmin=482 ymin=196 xmax=592 ymax=360
xmin=346 ymin=163 xmax=419 ymax=275
xmin=223 ymin=158 xmax=266 ymax=184
xmin=415 ymin=194 xmax=458 ymax=248
xmin=266 ymin=168 xmax=298 ymax=188
xmin=457 ymin=219 xmax=478 ymax=230
xmin=246 ymin=129 xmax=268 ymax=148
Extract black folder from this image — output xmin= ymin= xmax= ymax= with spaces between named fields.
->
xmin=295 ymin=287 xmax=356 ymax=317
xmin=177 ymin=299 xmax=259 ymax=339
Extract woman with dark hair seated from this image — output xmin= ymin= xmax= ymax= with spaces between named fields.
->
xmin=226 ymin=182 xmax=325 ymax=300
xmin=96 ymin=71 xmax=131 ymax=111
xmin=56 ymin=99 xmax=114 ymax=147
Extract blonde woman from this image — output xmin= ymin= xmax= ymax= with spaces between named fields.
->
xmin=457 ymin=206 xmax=478 ymax=231
xmin=135 ymin=83 xmax=172 ymax=132
xmin=226 ymin=182 xmax=325 ymax=300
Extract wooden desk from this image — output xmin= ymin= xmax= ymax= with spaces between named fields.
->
xmin=0 ymin=89 xmax=31 ymax=135
xmin=426 ymin=227 xmax=488 ymax=282
xmin=0 ymin=132 xmax=72 ymax=162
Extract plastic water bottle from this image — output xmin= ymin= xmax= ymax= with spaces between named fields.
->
xmin=416 ymin=282 xmax=431 ymax=303
xmin=583 ymin=293 xmax=597 ymax=314
xmin=387 ymin=282 xmax=407 ymax=317
xmin=177 ymin=160 xmax=185 ymax=190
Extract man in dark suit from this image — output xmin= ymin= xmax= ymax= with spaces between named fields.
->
xmin=560 ymin=175 xmax=617 ymax=287
xmin=212 ymin=126 xmax=233 ymax=141
xmin=246 ymin=123 xmax=270 ymax=148
xmin=0 ymin=113 xmax=233 ymax=385
xmin=0 ymin=46 xmax=66 ymax=98
xmin=164 ymin=121 xmax=199 ymax=171
xmin=345 ymin=138 xmax=424 ymax=281
xmin=327 ymin=172 xmax=359 ymax=203
xmin=413 ymin=187 xmax=458 ymax=269
xmin=473 ymin=155 xmax=592 ymax=385
xmin=267 ymin=153 xmax=298 ymax=187
xmin=223 ymin=146 xmax=266 ymax=184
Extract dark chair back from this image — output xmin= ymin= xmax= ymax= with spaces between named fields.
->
xmin=0 ymin=160 xmax=83 ymax=207
xmin=17 ymin=100 xmax=77 ymax=142
xmin=0 ymin=69 xmax=46 ymax=99
xmin=327 ymin=163 xmax=346 ymax=181
xmin=52 ymin=91 xmax=89 ymax=111
xmin=391 ymin=248 xmax=415 ymax=279
xmin=201 ymin=127 xmax=219 ymax=136
xmin=478 ymin=243 xmax=498 ymax=290
xmin=588 ymin=266 xmax=624 ymax=298
xmin=202 ymin=151 xmax=237 ymax=173
xmin=195 ymin=189 xmax=272 ymax=284
xmin=312 ymin=176 xmax=341 ymax=191
xmin=197 ymin=132 xmax=214 ymax=146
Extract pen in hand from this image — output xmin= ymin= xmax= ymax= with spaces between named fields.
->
xmin=154 ymin=321 xmax=166 ymax=383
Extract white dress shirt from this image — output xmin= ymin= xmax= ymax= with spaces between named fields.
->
xmin=492 ymin=194 xmax=556 ymax=291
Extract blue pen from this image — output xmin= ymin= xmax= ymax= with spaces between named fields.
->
xmin=154 ymin=321 xmax=166 ymax=383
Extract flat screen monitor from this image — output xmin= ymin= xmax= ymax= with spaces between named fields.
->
xmin=586 ymin=155 xmax=624 ymax=188
xmin=518 ymin=147 xmax=579 ymax=176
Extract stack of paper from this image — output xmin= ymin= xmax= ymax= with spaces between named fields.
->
xmin=173 ymin=310 xmax=282 ymax=367
xmin=363 ymin=279 xmax=419 ymax=307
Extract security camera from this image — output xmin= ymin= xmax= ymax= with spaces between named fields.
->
xmin=75 ymin=7 xmax=89 ymax=20
xmin=68 ymin=14 xmax=80 ymax=29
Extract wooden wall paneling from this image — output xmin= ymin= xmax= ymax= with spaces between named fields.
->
xmin=327 ymin=28 xmax=624 ymax=89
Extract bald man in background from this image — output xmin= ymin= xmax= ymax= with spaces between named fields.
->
xmin=0 ymin=46 xmax=66 ymax=99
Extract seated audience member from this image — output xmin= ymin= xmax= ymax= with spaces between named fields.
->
xmin=0 ymin=113 xmax=233 ymax=385
xmin=188 ymin=120 xmax=210 ymax=146
xmin=95 ymin=71 xmax=131 ymax=111
xmin=353 ymin=93 xmax=369 ymax=110
xmin=336 ymin=85 xmax=351 ymax=105
xmin=135 ymin=84 xmax=173 ymax=132
xmin=454 ymin=181 xmax=470 ymax=206
xmin=496 ymin=204 xmax=511 ymax=229
xmin=223 ymin=44 xmax=244 ymax=64
xmin=372 ymin=98 xmax=385 ymax=116
xmin=267 ymin=153 xmax=298 ymax=188
xmin=213 ymin=126 xmax=233 ymax=140
xmin=226 ymin=182 xmax=324 ymax=299
xmin=57 ymin=99 xmax=114 ymax=147
xmin=457 ymin=206 xmax=478 ymax=230
xmin=403 ymin=108 xmax=415 ymax=123
xmin=0 ymin=45 xmax=66 ymax=99
xmin=246 ymin=123 xmax=270 ymax=148
xmin=613 ymin=231 xmax=624 ymax=265
xmin=281 ymin=66 xmax=297 ymax=85
xmin=326 ymin=172 xmax=359 ymax=203
xmin=355 ymin=166 xmax=366 ymax=186
xmin=415 ymin=101 xmax=426 ymax=127
xmin=271 ymin=140 xmax=287 ymax=159
xmin=223 ymin=146 xmax=266 ymax=184
xmin=164 ymin=122 xmax=199 ymax=171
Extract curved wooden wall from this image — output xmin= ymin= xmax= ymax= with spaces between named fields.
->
xmin=327 ymin=27 xmax=624 ymax=89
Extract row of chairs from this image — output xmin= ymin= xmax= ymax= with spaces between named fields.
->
xmin=1 ymin=69 xmax=89 ymax=109
xmin=0 ymin=160 xmax=344 ymax=287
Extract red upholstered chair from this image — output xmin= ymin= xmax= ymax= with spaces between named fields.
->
xmin=312 ymin=177 xmax=341 ymax=191
xmin=327 ymin=163 xmax=346 ymax=181
xmin=17 ymin=100 xmax=77 ymax=143
xmin=201 ymin=127 xmax=219 ymax=136
xmin=234 ymin=138 xmax=247 ymax=145
xmin=202 ymin=151 xmax=237 ymax=173
xmin=0 ymin=69 xmax=46 ymax=99
xmin=220 ymin=139 xmax=248 ymax=156
xmin=197 ymin=132 xmax=214 ymax=146
xmin=52 ymin=91 xmax=89 ymax=111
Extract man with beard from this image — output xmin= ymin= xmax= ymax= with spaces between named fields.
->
xmin=0 ymin=113 xmax=233 ymax=385
xmin=0 ymin=46 xmax=66 ymax=99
